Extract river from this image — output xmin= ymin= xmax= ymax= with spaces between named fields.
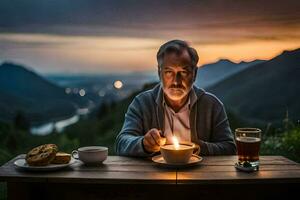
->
xmin=30 ymin=108 xmax=89 ymax=136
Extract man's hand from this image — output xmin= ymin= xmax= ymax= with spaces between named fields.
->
xmin=143 ymin=128 xmax=166 ymax=153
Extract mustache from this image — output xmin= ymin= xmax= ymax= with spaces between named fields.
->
xmin=169 ymin=84 xmax=185 ymax=89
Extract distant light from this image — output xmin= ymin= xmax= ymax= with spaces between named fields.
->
xmin=79 ymin=89 xmax=86 ymax=96
xmin=114 ymin=80 xmax=123 ymax=89
xmin=98 ymin=91 xmax=106 ymax=97
xmin=65 ymin=88 xmax=71 ymax=94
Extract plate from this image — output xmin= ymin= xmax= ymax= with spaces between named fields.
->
xmin=234 ymin=162 xmax=259 ymax=172
xmin=14 ymin=158 xmax=76 ymax=172
xmin=152 ymin=154 xmax=203 ymax=168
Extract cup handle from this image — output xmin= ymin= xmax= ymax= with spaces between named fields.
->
xmin=193 ymin=144 xmax=201 ymax=155
xmin=71 ymin=150 xmax=79 ymax=160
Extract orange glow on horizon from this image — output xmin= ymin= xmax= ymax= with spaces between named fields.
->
xmin=0 ymin=33 xmax=299 ymax=73
xmin=194 ymin=40 xmax=300 ymax=65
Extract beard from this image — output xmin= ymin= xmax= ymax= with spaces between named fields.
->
xmin=165 ymin=88 xmax=187 ymax=101
xmin=162 ymin=81 xmax=192 ymax=101
xmin=169 ymin=84 xmax=185 ymax=95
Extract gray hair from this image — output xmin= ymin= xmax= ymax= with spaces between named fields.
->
xmin=156 ymin=40 xmax=199 ymax=70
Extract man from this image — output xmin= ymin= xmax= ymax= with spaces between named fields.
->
xmin=115 ymin=40 xmax=236 ymax=156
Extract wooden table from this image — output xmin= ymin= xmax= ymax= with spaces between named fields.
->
xmin=0 ymin=155 xmax=300 ymax=200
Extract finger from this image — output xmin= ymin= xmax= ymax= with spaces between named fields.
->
xmin=145 ymin=134 xmax=158 ymax=147
xmin=143 ymin=137 xmax=150 ymax=147
xmin=143 ymin=138 xmax=156 ymax=152
xmin=158 ymin=130 xmax=165 ymax=137
xmin=144 ymin=139 xmax=160 ymax=152
xmin=152 ymin=143 xmax=161 ymax=152
xmin=150 ymin=130 xmax=162 ymax=146
xmin=148 ymin=136 xmax=161 ymax=151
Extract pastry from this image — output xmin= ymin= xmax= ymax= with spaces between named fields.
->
xmin=51 ymin=152 xmax=71 ymax=164
xmin=25 ymin=144 xmax=58 ymax=166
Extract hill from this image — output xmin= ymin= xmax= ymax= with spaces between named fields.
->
xmin=207 ymin=48 xmax=300 ymax=123
xmin=0 ymin=62 xmax=90 ymax=125
xmin=195 ymin=59 xmax=265 ymax=88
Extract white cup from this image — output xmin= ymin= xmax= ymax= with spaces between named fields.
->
xmin=72 ymin=146 xmax=108 ymax=165
xmin=160 ymin=142 xmax=200 ymax=164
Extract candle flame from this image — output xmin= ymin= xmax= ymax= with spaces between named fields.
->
xmin=172 ymin=136 xmax=180 ymax=150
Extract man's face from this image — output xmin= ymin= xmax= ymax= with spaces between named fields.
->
xmin=159 ymin=50 xmax=196 ymax=101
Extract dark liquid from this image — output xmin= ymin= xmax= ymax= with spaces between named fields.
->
xmin=236 ymin=137 xmax=261 ymax=162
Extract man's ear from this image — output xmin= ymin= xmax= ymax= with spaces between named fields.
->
xmin=193 ymin=67 xmax=198 ymax=82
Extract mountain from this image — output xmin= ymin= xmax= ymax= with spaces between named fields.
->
xmin=195 ymin=59 xmax=265 ymax=88
xmin=207 ymin=48 xmax=300 ymax=123
xmin=0 ymin=62 xmax=90 ymax=125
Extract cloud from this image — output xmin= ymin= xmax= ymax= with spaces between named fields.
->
xmin=0 ymin=0 xmax=299 ymax=42
xmin=0 ymin=0 xmax=299 ymax=73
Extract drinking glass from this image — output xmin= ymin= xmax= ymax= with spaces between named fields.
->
xmin=235 ymin=128 xmax=261 ymax=169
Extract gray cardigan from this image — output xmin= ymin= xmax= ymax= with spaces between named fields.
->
xmin=115 ymin=84 xmax=236 ymax=157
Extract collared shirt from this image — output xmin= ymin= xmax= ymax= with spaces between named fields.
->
xmin=163 ymin=89 xmax=197 ymax=144
xmin=116 ymin=83 xmax=237 ymax=157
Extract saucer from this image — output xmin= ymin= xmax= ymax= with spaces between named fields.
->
xmin=234 ymin=162 xmax=259 ymax=172
xmin=152 ymin=154 xmax=203 ymax=168
xmin=14 ymin=158 xmax=76 ymax=172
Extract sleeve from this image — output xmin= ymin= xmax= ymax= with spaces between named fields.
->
xmin=115 ymin=96 xmax=154 ymax=157
xmin=199 ymin=102 xmax=237 ymax=155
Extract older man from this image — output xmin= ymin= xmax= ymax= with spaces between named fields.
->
xmin=115 ymin=40 xmax=236 ymax=156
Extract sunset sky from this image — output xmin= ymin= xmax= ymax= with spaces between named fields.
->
xmin=0 ymin=0 xmax=299 ymax=74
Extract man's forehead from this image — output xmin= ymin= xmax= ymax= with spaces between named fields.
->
xmin=162 ymin=49 xmax=192 ymax=67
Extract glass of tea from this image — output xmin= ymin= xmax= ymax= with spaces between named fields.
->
xmin=235 ymin=128 xmax=261 ymax=169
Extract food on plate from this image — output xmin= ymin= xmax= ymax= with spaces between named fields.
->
xmin=25 ymin=144 xmax=58 ymax=166
xmin=51 ymin=152 xmax=71 ymax=164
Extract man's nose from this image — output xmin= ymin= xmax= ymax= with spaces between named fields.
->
xmin=174 ymin=73 xmax=182 ymax=84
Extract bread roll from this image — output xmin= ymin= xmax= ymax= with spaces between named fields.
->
xmin=26 ymin=144 xmax=58 ymax=166
xmin=51 ymin=152 xmax=71 ymax=164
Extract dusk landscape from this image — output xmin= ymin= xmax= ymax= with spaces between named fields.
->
xmin=0 ymin=1 xmax=300 ymax=199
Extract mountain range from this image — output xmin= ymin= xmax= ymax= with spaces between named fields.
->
xmin=195 ymin=59 xmax=265 ymax=88
xmin=0 ymin=62 xmax=90 ymax=125
xmin=1 ymin=47 xmax=299 ymax=127
xmin=207 ymin=48 xmax=300 ymax=124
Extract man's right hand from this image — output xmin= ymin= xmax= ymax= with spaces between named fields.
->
xmin=143 ymin=128 xmax=166 ymax=153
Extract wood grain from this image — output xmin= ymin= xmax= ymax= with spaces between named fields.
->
xmin=1 ymin=155 xmax=300 ymax=184
xmin=177 ymin=155 xmax=300 ymax=184
xmin=0 ymin=154 xmax=176 ymax=184
xmin=1 ymin=155 xmax=300 ymax=200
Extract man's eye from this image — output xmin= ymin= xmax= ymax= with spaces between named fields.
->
xmin=164 ymin=71 xmax=172 ymax=74
xmin=181 ymin=71 xmax=188 ymax=76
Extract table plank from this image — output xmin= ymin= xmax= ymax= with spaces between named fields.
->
xmin=0 ymin=155 xmax=177 ymax=184
xmin=48 ymin=157 xmax=176 ymax=184
xmin=1 ymin=155 xmax=300 ymax=185
xmin=177 ymin=164 xmax=300 ymax=172
xmin=2 ymin=155 xmax=300 ymax=200
xmin=0 ymin=155 xmax=48 ymax=182
xmin=200 ymin=155 xmax=298 ymax=165
xmin=177 ymin=156 xmax=300 ymax=184
xmin=177 ymin=170 xmax=300 ymax=184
